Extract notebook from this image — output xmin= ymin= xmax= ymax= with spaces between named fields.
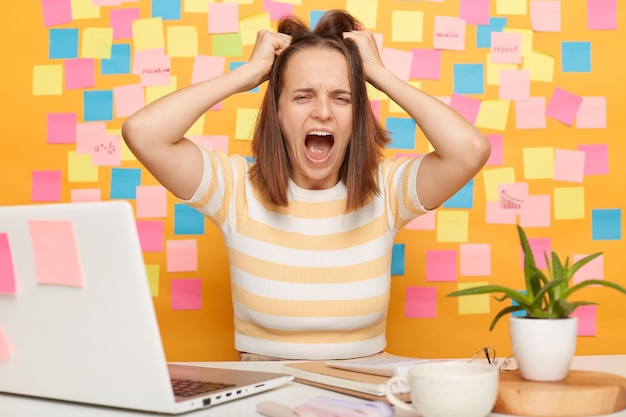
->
xmin=0 ymin=200 xmax=293 ymax=414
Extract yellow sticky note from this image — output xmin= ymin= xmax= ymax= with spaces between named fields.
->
xmin=146 ymin=76 xmax=178 ymax=104
xmin=503 ymin=28 xmax=533 ymax=58
xmin=81 ymin=27 xmax=113 ymax=59
xmin=496 ymin=0 xmax=527 ymax=15
xmin=184 ymin=0 xmax=215 ymax=13
xmin=346 ymin=0 xmax=379 ymax=30
xmin=436 ymin=211 xmax=469 ymax=243
xmin=70 ymin=0 xmax=100 ymax=19
xmin=167 ymin=26 xmax=198 ymax=57
xmin=145 ymin=264 xmax=160 ymax=297
xmin=523 ymin=51 xmax=555 ymax=83
xmin=523 ymin=147 xmax=554 ymax=180
xmin=239 ymin=13 xmax=271 ymax=46
xmin=236 ymin=108 xmax=259 ymax=140
xmin=554 ymin=187 xmax=585 ymax=220
xmin=485 ymin=54 xmax=517 ymax=85
xmin=367 ymin=83 xmax=388 ymax=101
xmin=132 ymin=18 xmax=165 ymax=51
xmin=187 ymin=114 xmax=205 ymax=136
xmin=108 ymin=129 xmax=135 ymax=161
xmin=392 ymin=11 xmax=423 ymax=43
xmin=456 ymin=282 xmax=491 ymax=315
xmin=483 ymin=167 xmax=516 ymax=202
xmin=68 ymin=151 xmax=99 ymax=182
xmin=32 ymin=65 xmax=63 ymax=96
xmin=389 ymin=81 xmax=421 ymax=114
xmin=476 ymin=100 xmax=510 ymax=131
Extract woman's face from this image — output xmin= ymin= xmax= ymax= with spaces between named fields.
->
xmin=278 ymin=47 xmax=353 ymax=190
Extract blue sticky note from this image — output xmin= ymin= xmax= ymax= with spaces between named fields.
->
xmin=174 ymin=204 xmax=205 ymax=235
xmin=49 ymin=28 xmax=79 ymax=59
xmin=230 ymin=62 xmax=259 ymax=92
xmin=152 ymin=0 xmax=181 ymax=20
xmin=391 ymin=243 xmax=405 ymax=276
xmin=310 ymin=10 xmax=325 ymax=29
xmin=101 ymin=44 xmax=131 ymax=75
xmin=592 ymin=209 xmax=621 ymax=240
xmin=443 ymin=179 xmax=474 ymax=209
xmin=511 ymin=290 xmax=527 ymax=317
xmin=453 ymin=64 xmax=484 ymax=95
xmin=561 ymin=42 xmax=591 ymax=73
xmin=386 ymin=118 xmax=416 ymax=149
xmin=476 ymin=17 xmax=507 ymax=48
xmin=84 ymin=90 xmax=113 ymax=121
xmin=110 ymin=168 xmax=142 ymax=199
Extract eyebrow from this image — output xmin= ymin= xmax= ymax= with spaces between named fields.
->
xmin=293 ymin=88 xmax=352 ymax=95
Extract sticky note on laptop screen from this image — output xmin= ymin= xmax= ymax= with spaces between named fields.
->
xmin=0 ymin=233 xmax=16 ymax=294
xmin=28 ymin=220 xmax=84 ymax=287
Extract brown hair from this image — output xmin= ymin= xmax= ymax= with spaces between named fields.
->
xmin=249 ymin=9 xmax=390 ymax=211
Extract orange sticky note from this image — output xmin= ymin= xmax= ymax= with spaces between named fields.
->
xmin=28 ymin=220 xmax=84 ymax=287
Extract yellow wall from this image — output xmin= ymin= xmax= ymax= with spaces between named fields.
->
xmin=1 ymin=0 xmax=625 ymax=361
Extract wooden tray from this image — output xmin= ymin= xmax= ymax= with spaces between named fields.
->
xmin=493 ymin=370 xmax=626 ymax=417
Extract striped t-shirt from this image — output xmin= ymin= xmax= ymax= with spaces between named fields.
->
xmin=184 ymin=146 xmax=428 ymax=360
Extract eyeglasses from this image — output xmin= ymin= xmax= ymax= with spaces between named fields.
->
xmin=470 ymin=346 xmax=517 ymax=372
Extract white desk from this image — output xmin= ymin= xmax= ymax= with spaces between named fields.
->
xmin=1 ymin=355 xmax=626 ymax=416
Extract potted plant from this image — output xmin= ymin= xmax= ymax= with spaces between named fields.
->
xmin=447 ymin=225 xmax=626 ymax=381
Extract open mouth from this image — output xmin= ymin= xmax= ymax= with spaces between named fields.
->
xmin=305 ymin=131 xmax=334 ymax=162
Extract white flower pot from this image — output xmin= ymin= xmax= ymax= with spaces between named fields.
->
xmin=509 ymin=316 xmax=578 ymax=381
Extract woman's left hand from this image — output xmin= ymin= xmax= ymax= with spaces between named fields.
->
xmin=343 ymin=30 xmax=385 ymax=86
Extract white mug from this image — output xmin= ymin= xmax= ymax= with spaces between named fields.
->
xmin=385 ymin=360 xmax=499 ymax=417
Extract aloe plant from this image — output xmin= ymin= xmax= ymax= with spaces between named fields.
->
xmin=447 ymin=225 xmax=626 ymax=331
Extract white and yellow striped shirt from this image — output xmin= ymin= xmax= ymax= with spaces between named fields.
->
xmin=185 ymin=146 xmax=428 ymax=359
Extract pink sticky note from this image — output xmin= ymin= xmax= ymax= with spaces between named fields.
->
xmin=520 ymin=194 xmax=551 ymax=228
xmin=28 ymin=220 xmax=83 ymax=286
xmin=485 ymin=134 xmax=503 ymax=166
xmin=166 ymin=240 xmax=198 ymax=272
xmin=405 ymin=286 xmax=437 ymax=318
xmin=136 ymin=221 xmax=164 ymax=252
xmin=0 ymin=234 xmax=16 ymax=294
xmin=576 ymin=96 xmax=607 ymax=128
xmin=572 ymin=305 xmax=596 ymax=336
xmin=191 ymin=55 xmax=226 ymax=84
xmin=546 ymin=88 xmax=583 ymax=126
xmin=426 ymin=250 xmax=457 ymax=282
xmin=139 ymin=54 xmax=172 ymax=87
xmin=524 ymin=238 xmax=551 ymax=270
xmin=208 ymin=2 xmax=239 ymax=34
xmin=460 ymin=244 xmax=491 ymax=276
xmin=136 ymin=186 xmax=168 ymax=218
xmin=578 ymin=144 xmax=608 ymax=175
xmin=449 ymin=94 xmax=481 ymax=124
xmin=573 ymin=254 xmax=604 ymax=285
xmin=263 ymin=0 xmax=294 ymax=21
xmin=110 ymin=8 xmax=139 ymax=40
xmin=65 ymin=59 xmax=95 ymax=90
xmin=76 ymin=122 xmax=107 ymax=154
xmin=460 ymin=0 xmax=490 ymax=25
xmin=381 ymin=47 xmax=412 ymax=81
xmin=491 ymin=32 xmax=522 ymax=64
xmin=0 ymin=328 xmax=13 ymax=362
xmin=70 ymin=189 xmax=102 ymax=202
xmin=370 ymin=100 xmax=381 ymax=121
xmin=433 ymin=16 xmax=466 ymax=51
xmin=499 ymin=182 xmax=529 ymax=212
xmin=47 ymin=112 xmax=77 ymax=144
xmin=32 ymin=171 xmax=62 ymax=202
xmin=114 ymin=84 xmax=145 ymax=118
xmin=515 ymin=97 xmax=547 ymax=129
xmin=187 ymin=135 xmax=229 ymax=153
xmin=410 ymin=48 xmax=441 ymax=80
xmin=171 ymin=278 xmax=202 ymax=311
xmin=41 ymin=0 xmax=72 ymax=27
xmin=485 ymin=201 xmax=517 ymax=224
xmin=587 ymin=0 xmax=616 ymax=30
xmin=530 ymin=1 xmax=561 ymax=32
xmin=404 ymin=211 xmax=436 ymax=230
xmin=554 ymin=149 xmax=585 ymax=183
xmin=499 ymin=70 xmax=530 ymax=101
xmin=91 ymin=134 xmax=122 ymax=166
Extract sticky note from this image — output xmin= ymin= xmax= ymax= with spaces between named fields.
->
xmin=113 ymin=84 xmax=145 ymax=118
xmin=49 ymin=28 xmax=79 ymax=59
xmin=592 ymin=209 xmax=621 ymax=240
xmin=84 ymin=90 xmax=113 ymax=121
xmin=41 ymin=0 xmax=72 ymax=27
xmin=523 ymin=147 xmax=554 ymax=180
xmin=136 ymin=220 xmax=164 ymax=252
xmin=496 ymin=0 xmax=527 ymax=15
xmin=572 ymin=305 xmax=596 ymax=336
xmin=525 ymin=238 xmax=551 ymax=270
xmin=576 ymin=96 xmax=607 ymax=128
xmin=187 ymin=135 xmax=229 ymax=153
xmin=346 ymin=0 xmax=378 ymax=29
xmin=546 ymin=88 xmax=583 ymax=126
xmin=499 ymin=69 xmax=529 ymax=101
xmin=191 ymin=55 xmax=226 ymax=85
xmin=110 ymin=168 xmax=141 ymax=199
xmin=554 ymin=149 xmax=585 ymax=183
xmin=455 ymin=282 xmax=490 ymax=315
xmin=460 ymin=244 xmax=491 ymax=276
xmin=554 ymin=187 xmax=585 ymax=220
xmin=453 ymin=64 xmax=484 ymax=95
xmin=235 ymin=108 xmax=258 ymax=140
xmin=208 ymin=2 xmax=239 ymax=34
xmin=572 ymin=254 xmax=604 ymax=285
xmin=65 ymin=58 xmax=95 ymax=90
xmin=47 ymin=113 xmax=77 ymax=144
xmin=81 ymin=27 xmax=113 ymax=59
xmin=71 ymin=0 xmax=100 ymax=20
xmin=433 ymin=16 xmax=466 ymax=51
xmin=578 ymin=144 xmax=608 ymax=175
xmin=76 ymin=121 xmax=106 ymax=154
xmin=265 ymin=0 xmax=294 ymax=21
xmin=498 ymin=182 xmax=528 ymax=213
xmin=476 ymin=99 xmax=509 ymax=131
xmin=503 ymin=28 xmax=533 ymax=58
xmin=102 ymin=44 xmax=131 ymax=75
xmin=70 ymin=189 xmax=102 ymax=202
xmin=391 ymin=244 xmax=405 ymax=276
xmin=520 ymin=195 xmax=551 ymax=228
xmin=485 ymin=134 xmax=503 ymax=166
xmin=167 ymin=26 xmax=198 ymax=57
xmin=28 ymin=220 xmax=83 ymax=287
xmin=0 ymin=328 xmax=12 ymax=362
xmin=476 ymin=17 xmax=507 ymax=48
xmin=392 ymin=11 xmax=424 ymax=43
xmin=562 ymin=42 xmax=591 ymax=72
xmin=530 ymin=1 xmax=561 ymax=32
xmin=110 ymin=8 xmax=139 ymax=39
xmin=410 ymin=49 xmax=441 ymax=80
xmin=212 ymin=33 xmax=243 ymax=57
xmin=239 ymin=13 xmax=271 ymax=46
xmin=483 ymin=167 xmax=516 ymax=202
xmin=0 ymin=234 xmax=16 ymax=294
xmin=485 ymin=200 xmax=517 ymax=224
xmin=404 ymin=211 xmax=436 ymax=230
xmin=171 ymin=278 xmax=202 ymax=310
xmin=386 ymin=118 xmax=416 ymax=150
xmin=523 ymin=51 xmax=555 ymax=82
xmin=91 ymin=134 xmax=121 ymax=166
xmin=587 ymin=0 xmax=617 ymax=30
xmin=491 ymin=32 xmax=522 ymax=64
xmin=382 ymin=48 xmax=412 ymax=82
xmin=426 ymin=250 xmax=457 ymax=282
xmin=145 ymin=264 xmax=160 ymax=297
xmin=68 ymin=151 xmax=99 ymax=183
xmin=152 ymin=0 xmax=181 ymax=20
xmin=405 ymin=286 xmax=437 ymax=318
xmin=166 ymin=239 xmax=198 ymax=272
xmin=449 ymin=94 xmax=481 ymax=124
xmin=515 ymin=97 xmax=546 ymax=129
xmin=460 ymin=0 xmax=490 ymax=25
xmin=174 ymin=204 xmax=205 ymax=235
xmin=436 ymin=211 xmax=469 ymax=243
xmin=136 ymin=186 xmax=167 ymax=218
xmin=132 ymin=18 xmax=165 ymax=51
xmin=33 ymin=65 xmax=63 ymax=96
xmin=32 ymin=170 xmax=62 ymax=202
xmin=443 ymin=179 xmax=474 ymax=209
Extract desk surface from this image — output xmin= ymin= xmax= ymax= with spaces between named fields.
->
xmin=2 ymin=355 xmax=626 ymax=417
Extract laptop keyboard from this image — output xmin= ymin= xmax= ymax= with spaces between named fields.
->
xmin=171 ymin=378 xmax=236 ymax=397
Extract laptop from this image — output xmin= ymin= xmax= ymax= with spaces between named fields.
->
xmin=0 ymin=200 xmax=293 ymax=414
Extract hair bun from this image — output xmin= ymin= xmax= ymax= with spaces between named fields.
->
xmin=313 ymin=9 xmax=361 ymax=37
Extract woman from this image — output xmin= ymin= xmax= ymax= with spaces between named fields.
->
xmin=122 ymin=10 xmax=490 ymax=360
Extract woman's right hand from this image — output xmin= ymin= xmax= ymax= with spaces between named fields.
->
xmin=246 ymin=30 xmax=292 ymax=87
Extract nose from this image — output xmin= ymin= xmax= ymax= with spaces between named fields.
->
xmin=312 ymin=97 xmax=333 ymax=120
